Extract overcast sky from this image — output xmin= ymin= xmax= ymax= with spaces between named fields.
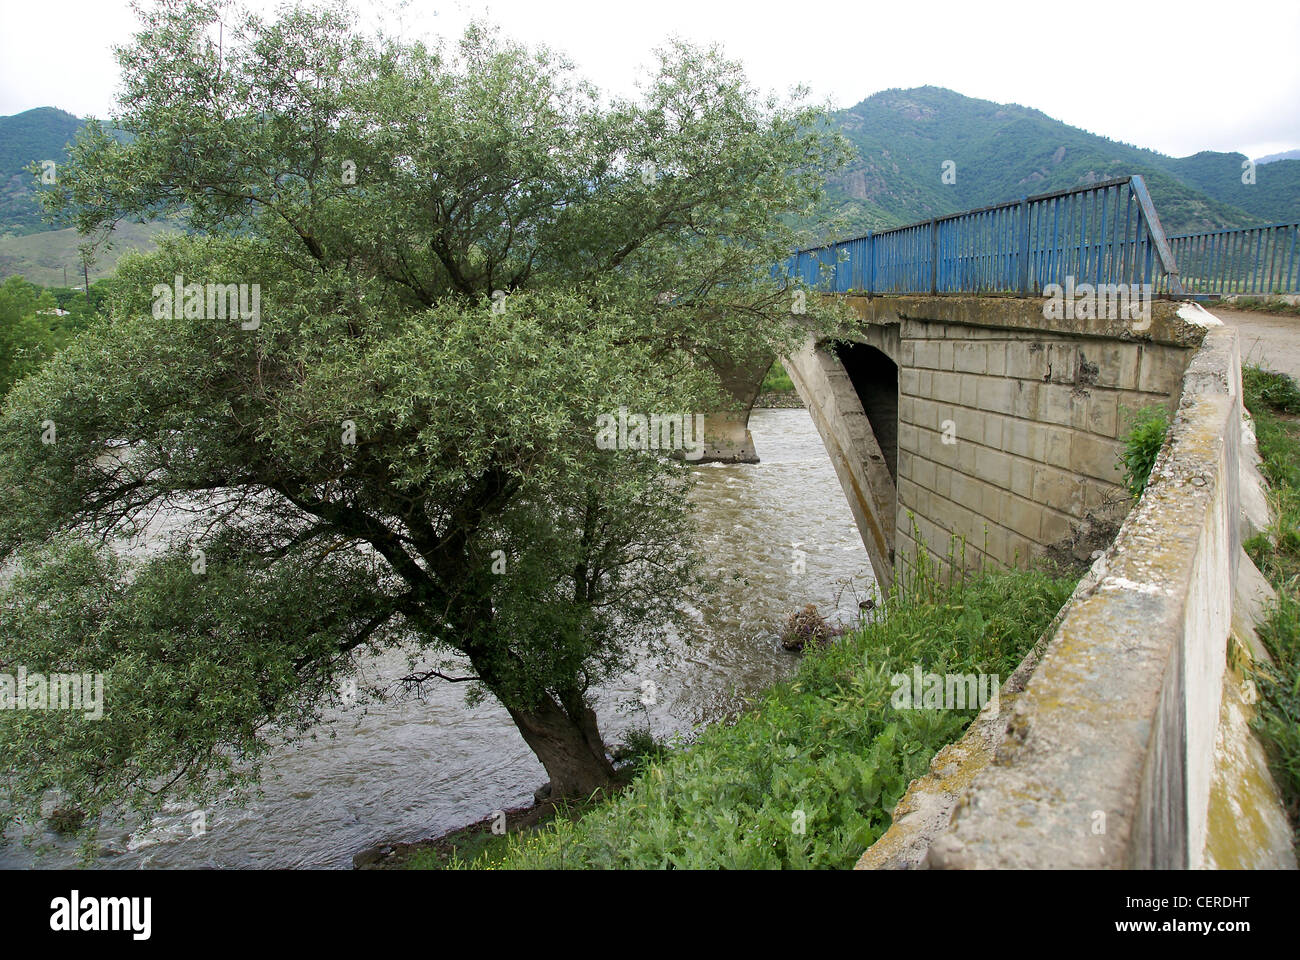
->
xmin=2 ymin=0 xmax=1297 ymax=160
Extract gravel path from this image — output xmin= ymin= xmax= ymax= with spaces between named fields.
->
xmin=1202 ymin=306 xmax=1300 ymax=379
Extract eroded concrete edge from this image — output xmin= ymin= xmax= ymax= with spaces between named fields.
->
xmin=915 ymin=322 xmax=1253 ymax=868
xmin=854 ymin=554 xmax=1107 ymax=869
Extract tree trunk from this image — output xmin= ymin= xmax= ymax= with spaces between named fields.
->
xmin=505 ymin=694 xmax=617 ymax=799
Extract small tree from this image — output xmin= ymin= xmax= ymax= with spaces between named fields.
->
xmin=0 ymin=0 xmax=849 ymax=838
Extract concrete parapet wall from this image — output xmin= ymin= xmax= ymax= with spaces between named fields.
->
xmin=922 ymin=318 xmax=1248 ymax=868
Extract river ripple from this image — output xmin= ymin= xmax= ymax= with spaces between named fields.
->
xmin=1 ymin=407 xmax=873 ymax=868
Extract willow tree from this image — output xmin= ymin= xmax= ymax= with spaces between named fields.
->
xmin=0 ymin=0 xmax=849 ymax=834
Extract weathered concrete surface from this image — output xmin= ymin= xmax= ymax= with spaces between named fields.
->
xmin=697 ymin=410 xmax=759 ymax=464
xmin=782 ymin=338 xmax=896 ymax=595
xmin=917 ymin=323 xmax=1270 ymax=869
xmin=815 ymin=296 xmax=1200 ymax=577
xmin=843 ymin=295 xmax=1203 ymax=348
xmin=854 ymin=555 xmax=1107 ymax=870
xmin=1201 ymin=559 xmax=1297 ymax=870
xmin=697 ymin=351 xmax=772 ymax=464
xmin=1240 ymin=410 xmax=1270 ymax=541
xmin=777 ymin=295 xmax=1295 ymax=870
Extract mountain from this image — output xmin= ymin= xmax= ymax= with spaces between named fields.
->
xmin=1 ymin=91 xmax=1297 ymax=283
xmin=821 ymin=86 xmax=1299 ymax=239
xmin=0 ymin=107 xmax=166 ymax=284
xmin=0 ymin=107 xmax=84 ymax=237
xmin=1164 ymin=150 xmax=1300 ymax=228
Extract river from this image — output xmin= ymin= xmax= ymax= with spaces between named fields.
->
xmin=1 ymin=407 xmax=873 ymax=869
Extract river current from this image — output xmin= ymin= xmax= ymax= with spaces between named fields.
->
xmin=1 ymin=407 xmax=873 ymax=869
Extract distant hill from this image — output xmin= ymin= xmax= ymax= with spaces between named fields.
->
xmin=0 ymin=107 xmax=166 ymax=284
xmin=1 ymin=92 xmax=1297 ymax=284
xmin=0 ymin=222 xmax=171 ymax=287
xmin=820 ymin=86 xmax=1299 ymax=239
xmin=1163 ymin=150 xmax=1300 ymax=228
xmin=0 ymin=107 xmax=84 ymax=237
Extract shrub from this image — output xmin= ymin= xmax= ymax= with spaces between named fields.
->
xmin=1118 ymin=405 xmax=1170 ymax=499
xmin=1241 ymin=363 xmax=1300 ymax=851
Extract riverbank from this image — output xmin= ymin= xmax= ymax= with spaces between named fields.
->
xmin=355 ymin=737 xmax=663 ymax=868
xmin=754 ymin=390 xmax=803 ymax=408
xmin=355 ymin=791 xmax=615 ymax=869
xmin=398 ymin=561 xmax=1076 ymax=870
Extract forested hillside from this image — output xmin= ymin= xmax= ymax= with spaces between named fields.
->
xmin=822 ymin=86 xmax=1298 ymax=238
xmin=1 ymin=90 xmax=1296 ymax=275
xmin=0 ymin=107 xmax=83 ymax=237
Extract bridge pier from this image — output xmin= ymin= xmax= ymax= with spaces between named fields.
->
xmin=695 ymin=351 xmax=771 ymax=464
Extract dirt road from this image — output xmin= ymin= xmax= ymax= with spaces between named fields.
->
xmin=1202 ymin=306 xmax=1300 ymax=379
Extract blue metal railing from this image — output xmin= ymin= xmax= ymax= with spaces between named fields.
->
xmin=1166 ymin=222 xmax=1300 ymax=296
xmin=780 ymin=174 xmax=1186 ymax=297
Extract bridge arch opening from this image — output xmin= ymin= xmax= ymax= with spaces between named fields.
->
xmin=830 ymin=341 xmax=899 ymax=487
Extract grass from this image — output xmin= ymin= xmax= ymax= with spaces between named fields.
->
xmin=1241 ymin=364 xmax=1300 ymax=844
xmin=0 ymin=222 xmax=169 ymax=286
xmin=761 ymin=360 xmax=795 ymax=394
xmin=1229 ymin=296 xmax=1300 ymax=318
xmin=429 ymin=555 xmax=1075 ymax=870
xmin=399 ymin=729 xmax=671 ymax=870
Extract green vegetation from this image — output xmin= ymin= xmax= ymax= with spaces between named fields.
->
xmin=1241 ymin=365 xmax=1300 ymax=845
xmin=10 ymin=86 xmax=1299 ymax=280
xmin=433 ymin=560 xmax=1075 ymax=869
xmin=760 ymin=359 xmax=795 ymax=394
xmin=402 ymin=727 xmax=672 ymax=869
xmin=1252 ymin=593 xmax=1300 ymax=837
xmin=1230 ymin=296 xmax=1300 ymax=319
xmin=0 ymin=275 xmax=109 ymax=395
xmin=0 ymin=222 xmax=169 ymax=287
xmin=0 ymin=104 xmax=167 ymax=284
xmin=1118 ymin=404 xmax=1171 ymax=499
xmin=824 ymin=86 xmax=1298 ymax=238
xmin=0 ymin=107 xmax=83 ymax=237
xmin=0 ymin=0 xmax=853 ymax=847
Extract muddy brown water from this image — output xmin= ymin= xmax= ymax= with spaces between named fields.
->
xmin=1 ymin=407 xmax=873 ymax=868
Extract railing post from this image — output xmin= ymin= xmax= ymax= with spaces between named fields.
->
xmin=1017 ymin=197 xmax=1031 ymax=295
xmin=867 ymin=230 xmax=874 ymax=296
xmin=930 ymin=218 xmax=938 ymax=295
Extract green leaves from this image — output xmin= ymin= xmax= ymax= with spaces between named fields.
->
xmin=0 ymin=532 xmax=394 ymax=838
xmin=1118 ymin=404 xmax=1171 ymax=500
xmin=455 ymin=568 xmax=1076 ymax=870
xmin=0 ymin=0 xmax=855 ymax=827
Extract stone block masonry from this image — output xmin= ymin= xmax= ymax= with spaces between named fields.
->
xmin=871 ymin=298 xmax=1195 ymax=576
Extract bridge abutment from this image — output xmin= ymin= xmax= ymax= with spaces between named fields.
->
xmin=796 ymin=296 xmax=1203 ymax=589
